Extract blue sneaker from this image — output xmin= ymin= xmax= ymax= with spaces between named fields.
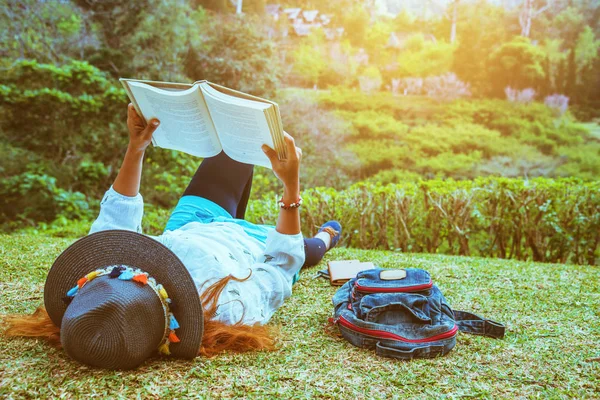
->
xmin=318 ymin=221 xmax=342 ymax=249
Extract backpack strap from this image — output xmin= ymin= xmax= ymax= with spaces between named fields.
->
xmin=375 ymin=342 xmax=447 ymax=360
xmin=453 ymin=310 xmax=505 ymax=339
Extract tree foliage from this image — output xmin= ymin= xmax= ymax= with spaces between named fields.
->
xmin=396 ymin=34 xmax=455 ymax=78
xmin=487 ymin=36 xmax=546 ymax=96
xmin=184 ymin=15 xmax=280 ymax=97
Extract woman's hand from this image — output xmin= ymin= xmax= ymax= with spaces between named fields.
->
xmin=263 ymin=132 xmax=302 ymax=235
xmin=126 ymin=103 xmax=160 ymax=153
xmin=262 ymin=132 xmax=302 ymax=195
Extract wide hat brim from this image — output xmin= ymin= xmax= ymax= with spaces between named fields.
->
xmin=44 ymin=230 xmax=203 ymax=360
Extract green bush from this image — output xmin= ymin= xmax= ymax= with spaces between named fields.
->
xmin=246 ymin=177 xmax=600 ymax=265
xmin=318 ymin=88 xmax=438 ymax=122
xmin=0 ymin=169 xmax=92 ymax=229
xmin=404 ymin=124 xmax=501 ymax=158
xmin=0 ymin=60 xmax=126 ymax=161
xmin=346 ymin=139 xmax=413 ymax=176
xmin=320 ymin=93 xmax=596 ymax=181
xmin=336 ymin=110 xmax=409 ymax=139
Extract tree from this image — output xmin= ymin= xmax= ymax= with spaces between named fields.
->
xmin=452 ymin=2 xmax=509 ymax=95
xmin=487 ymin=36 xmax=546 ymax=96
xmin=449 ymin=0 xmax=460 ymax=43
xmin=541 ymin=38 xmax=567 ymax=93
xmin=342 ymin=5 xmax=370 ymax=48
xmin=365 ymin=19 xmax=395 ymax=67
xmin=184 ymin=15 xmax=280 ymax=97
xmin=519 ymin=0 xmax=550 ymax=38
xmin=0 ymin=0 xmax=92 ymax=64
xmin=396 ymin=34 xmax=455 ymax=78
xmin=574 ymin=26 xmax=600 ymax=84
xmin=73 ymin=0 xmax=199 ymax=81
xmin=291 ymin=43 xmax=327 ymax=88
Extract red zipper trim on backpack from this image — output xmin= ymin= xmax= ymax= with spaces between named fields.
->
xmin=354 ymin=280 xmax=433 ymax=293
xmin=337 ymin=315 xmax=458 ymax=343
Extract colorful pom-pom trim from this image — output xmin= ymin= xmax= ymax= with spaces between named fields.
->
xmin=64 ymin=264 xmax=181 ymax=356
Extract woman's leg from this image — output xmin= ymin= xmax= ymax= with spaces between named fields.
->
xmin=303 ymin=238 xmax=328 ymax=267
xmin=302 ymin=222 xmax=341 ymax=267
xmin=182 ymin=152 xmax=254 ymax=219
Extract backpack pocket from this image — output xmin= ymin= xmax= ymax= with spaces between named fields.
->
xmin=358 ymin=292 xmax=432 ymax=325
xmin=353 ymin=268 xmax=433 ymax=295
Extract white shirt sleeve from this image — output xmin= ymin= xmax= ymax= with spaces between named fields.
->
xmin=262 ymin=229 xmax=306 ymax=285
xmin=89 ymin=186 xmax=144 ymax=234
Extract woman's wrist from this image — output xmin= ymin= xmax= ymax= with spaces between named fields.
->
xmin=282 ymin=181 xmax=300 ymax=202
xmin=126 ymin=144 xmax=146 ymax=159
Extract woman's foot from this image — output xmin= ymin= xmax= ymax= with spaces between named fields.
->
xmin=315 ymin=221 xmax=342 ymax=251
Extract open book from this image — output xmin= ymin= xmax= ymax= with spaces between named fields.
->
xmin=120 ymin=78 xmax=287 ymax=169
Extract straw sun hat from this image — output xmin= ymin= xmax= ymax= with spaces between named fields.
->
xmin=44 ymin=230 xmax=203 ymax=370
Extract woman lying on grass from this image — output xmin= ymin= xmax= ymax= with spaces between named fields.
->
xmin=4 ymin=104 xmax=341 ymax=370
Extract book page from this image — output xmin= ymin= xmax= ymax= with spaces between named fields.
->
xmin=200 ymin=83 xmax=275 ymax=169
xmin=127 ymin=81 xmax=221 ymax=158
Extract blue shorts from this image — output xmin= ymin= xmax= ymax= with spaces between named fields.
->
xmin=164 ymin=195 xmax=273 ymax=244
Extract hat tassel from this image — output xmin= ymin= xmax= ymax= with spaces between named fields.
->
xmin=158 ymin=341 xmax=171 ymax=355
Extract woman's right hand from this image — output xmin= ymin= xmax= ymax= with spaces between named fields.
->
xmin=126 ymin=103 xmax=160 ymax=154
xmin=262 ymin=132 xmax=302 ymax=194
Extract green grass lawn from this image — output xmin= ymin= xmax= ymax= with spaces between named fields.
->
xmin=1 ymin=234 xmax=598 ymax=398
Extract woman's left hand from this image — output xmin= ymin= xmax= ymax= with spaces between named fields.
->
xmin=262 ymin=132 xmax=302 ymax=192
xmin=126 ymin=103 xmax=160 ymax=153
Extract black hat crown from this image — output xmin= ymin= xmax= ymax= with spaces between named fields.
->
xmin=61 ymin=276 xmax=165 ymax=370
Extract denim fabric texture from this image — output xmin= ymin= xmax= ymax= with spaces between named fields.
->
xmin=332 ymin=268 xmax=505 ymax=360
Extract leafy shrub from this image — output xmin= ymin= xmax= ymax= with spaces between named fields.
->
xmin=0 ymin=60 xmax=126 ymax=162
xmin=336 ymin=110 xmax=409 ymax=139
xmin=404 ymin=124 xmax=501 ymax=158
xmin=245 ymin=177 xmax=600 ymax=265
xmin=415 ymin=151 xmax=483 ymax=179
xmin=441 ymin=100 xmax=591 ymax=153
xmin=346 ymin=140 xmax=412 ymax=176
xmin=477 ymin=153 xmax=560 ymax=178
xmin=318 ymin=87 xmax=439 ymax=122
xmin=555 ymin=143 xmax=600 ymax=180
xmin=363 ymin=169 xmax=423 ymax=185
xmin=0 ymin=169 xmax=92 ymax=229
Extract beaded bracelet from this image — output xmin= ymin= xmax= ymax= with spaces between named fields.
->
xmin=279 ymin=196 xmax=303 ymax=210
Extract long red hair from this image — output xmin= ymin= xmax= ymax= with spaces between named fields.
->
xmin=2 ymin=274 xmax=276 ymax=358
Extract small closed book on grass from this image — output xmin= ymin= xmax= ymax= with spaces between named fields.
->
xmin=324 ymin=260 xmax=376 ymax=286
xmin=120 ymin=78 xmax=287 ymax=169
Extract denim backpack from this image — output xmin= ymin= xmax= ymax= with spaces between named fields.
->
xmin=330 ymin=268 xmax=505 ymax=360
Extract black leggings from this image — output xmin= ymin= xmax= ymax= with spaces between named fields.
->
xmin=182 ymin=152 xmax=327 ymax=267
